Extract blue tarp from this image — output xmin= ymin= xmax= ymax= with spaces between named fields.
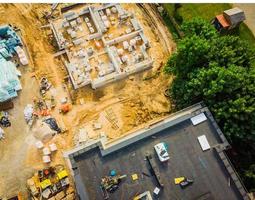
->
xmin=0 ymin=59 xmax=21 ymax=102
xmin=0 ymin=25 xmax=22 ymax=102
xmin=0 ymin=25 xmax=22 ymax=55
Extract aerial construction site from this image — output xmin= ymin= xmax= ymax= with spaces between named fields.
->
xmin=0 ymin=3 xmax=174 ymax=200
xmin=0 ymin=3 xmax=251 ymax=200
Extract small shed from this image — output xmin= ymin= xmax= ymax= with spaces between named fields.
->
xmin=212 ymin=7 xmax=245 ymax=32
xmin=223 ymin=7 xmax=246 ymax=29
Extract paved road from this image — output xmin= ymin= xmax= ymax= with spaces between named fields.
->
xmin=234 ymin=4 xmax=255 ymax=36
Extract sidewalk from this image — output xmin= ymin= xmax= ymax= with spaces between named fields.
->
xmin=234 ymin=4 xmax=255 ymax=37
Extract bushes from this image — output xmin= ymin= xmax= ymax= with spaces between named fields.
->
xmin=173 ymin=11 xmax=183 ymax=24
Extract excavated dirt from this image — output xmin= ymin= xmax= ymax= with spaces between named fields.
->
xmin=0 ymin=3 xmax=174 ymax=198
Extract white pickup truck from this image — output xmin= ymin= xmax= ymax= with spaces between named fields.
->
xmin=154 ymin=142 xmax=170 ymax=162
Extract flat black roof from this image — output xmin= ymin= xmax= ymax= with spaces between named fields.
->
xmin=73 ymin=115 xmax=243 ymax=200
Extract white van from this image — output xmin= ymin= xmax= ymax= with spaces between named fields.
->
xmin=154 ymin=142 xmax=169 ymax=162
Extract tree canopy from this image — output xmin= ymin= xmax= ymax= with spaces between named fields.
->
xmin=165 ymin=18 xmax=255 ymax=142
xmin=164 ymin=19 xmax=255 ymax=190
xmin=165 ymin=17 xmax=255 ymax=190
xmin=181 ymin=17 xmax=217 ymax=39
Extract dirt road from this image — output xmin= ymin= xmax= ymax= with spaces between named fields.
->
xmin=0 ymin=68 xmax=39 ymax=197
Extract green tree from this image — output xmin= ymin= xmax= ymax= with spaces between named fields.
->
xmin=173 ymin=64 xmax=255 ymax=140
xmin=164 ymin=35 xmax=210 ymax=77
xmin=209 ymin=36 xmax=255 ymax=68
xmin=181 ymin=17 xmax=217 ymax=39
xmin=165 ymin=17 xmax=255 ymax=191
xmin=245 ymin=164 xmax=255 ymax=192
xmin=166 ymin=36 xmax=255 ymax=141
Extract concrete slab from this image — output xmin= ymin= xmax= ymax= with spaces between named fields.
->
xmin=73 ymin=118 xmax=243 ymax=200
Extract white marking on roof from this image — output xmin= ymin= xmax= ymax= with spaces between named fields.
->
xmin=197 ymin=135 xmax=210 ymax=151
xmin=191 ymin=113 xmax=207 ymax=126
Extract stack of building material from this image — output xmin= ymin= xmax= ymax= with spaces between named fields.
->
xmin=111 ymin=6 xmax=117 ymax=14
xmin=0 ymin=59 xmax=22 ymax=102
xmin=35 ymin=141 xmax=44 ymax=149
xmin=70 ymin=20 xmax=77 ymax=28
xmin=0 ymin=25 xmax=22 ymax=55
xmin=77 ymin=17 xmax=82 ymax=24
xmin=0 ymin=44 xmax=12 ymax=59
xmin=106 ymin=8 xmax=111 ymax=16
xmin=49 ymin=143 xmax=57 ymax=152
xmin=24 ymin=104 xmax=34 ymax=123
xmin=88 ymin=27 xmax=94 ymax=33
xmin=101 ymin=15 xmax=110 ymax=29
xmin=117 ymin=48 xmax=124 ymax=56
xmin=121 ymin=55 xmax=128 ymax=63
xmin=123 ymin=41 xmax=129 ymax=50
xmin=0 ymin=25 xmax=24 ymax=103
xmin=32 ymin=120 xmax=55 ymax=143
xmin=15 ymin=46 xmax=28 ymax=65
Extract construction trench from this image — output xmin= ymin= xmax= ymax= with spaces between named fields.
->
xmin=0 ymin=3 xmax=175 ymax=199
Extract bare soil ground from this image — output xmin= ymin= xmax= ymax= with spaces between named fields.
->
xmin=0 ymin=3 xmax=175 ymax=198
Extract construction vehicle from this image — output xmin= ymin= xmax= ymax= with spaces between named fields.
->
xmin=100 ymin=174 xmax=127 ymax=199
xmin=27 ymin=165 xmax=71 ymax=199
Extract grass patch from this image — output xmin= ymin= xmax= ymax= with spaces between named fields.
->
xmin=163 ymin=3 xmax=255 ymax=48
xmin=237 ymin=23 xmax=255 ymax=47
xmin=177 ymin=3 xmax=231 ymax=21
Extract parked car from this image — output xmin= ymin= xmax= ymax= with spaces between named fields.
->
xmin=154 ymin=142 xmax=169 ymax=162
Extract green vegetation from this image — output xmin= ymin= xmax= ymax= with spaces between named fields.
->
xmin=237 ymin=23 xmax=255 ymax=48
xmin=160 ymin=10 xmax=180 ymax=40
xmin=165 ymin=4 xmax=231 ymax=21
xmin=162 ymin=3 xmax=255 ymax=47
xmin=164 ymin=18 xmax=255 ymax=191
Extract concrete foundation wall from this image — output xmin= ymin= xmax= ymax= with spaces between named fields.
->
xmin=104 ymin=31 xmax=140 ymax=46
xmin=90 ymin=59 xmax=153 ymax=89
xmin=50 ymin=23 xmax=65 ymax=50
xmin=125 ymin=59 xmax=153 ymax=75
xmin=101 ymin=103 xmax=202 ymax=155
xmin=88 ymin=32 xmax=102 ymax=40
xmin=95 ymin=3 xmax=117 ymax=11
xmin=64 ymin=103 xmax=203 ymax=158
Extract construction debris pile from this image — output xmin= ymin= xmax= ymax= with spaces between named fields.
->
xmin=27 ymin=165 xmax=75 ymax=200
xmin=0 ymin=25 xmax=28 ymax=103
